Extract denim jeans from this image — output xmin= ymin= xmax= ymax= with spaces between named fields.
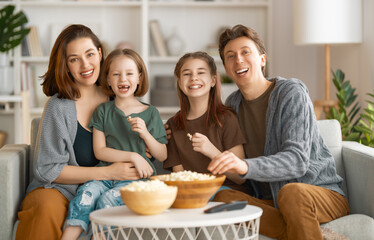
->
xmin=66 ymin=180 xmax=133 ymax=232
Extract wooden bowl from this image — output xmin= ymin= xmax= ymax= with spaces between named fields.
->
xmin=120 ymin=186 xmax=177 ymax=215
xmin=151 ymin=174 xmax=226 ymax=208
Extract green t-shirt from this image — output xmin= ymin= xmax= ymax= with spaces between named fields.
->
xmin=89 ymin=100 xmax=167 ymax=175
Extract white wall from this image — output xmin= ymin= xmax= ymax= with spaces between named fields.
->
xmin=271 ymin=0 xmax=373 ymax=106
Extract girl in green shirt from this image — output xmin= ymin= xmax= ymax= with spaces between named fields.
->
xmin=62 ymin=49 xmax=167 ymax=240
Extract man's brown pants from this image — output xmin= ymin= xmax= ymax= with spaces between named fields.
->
xmin=213 ymin=183 xmax=349 ymax=240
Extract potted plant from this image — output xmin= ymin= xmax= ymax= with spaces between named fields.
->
xmin=327 ymin=69 xmax=361 ymax=141
xmin=0 ymin=5 xmax=30 ymax=94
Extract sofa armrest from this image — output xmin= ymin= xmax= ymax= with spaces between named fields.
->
xmin=0 ymin=144 xmax=30 ymax=240
xmin=342 ymin=141 xmax=374 ymax=218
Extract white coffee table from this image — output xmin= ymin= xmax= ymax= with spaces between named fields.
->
xmin=90 ymin=202 xmax=263 ymax=240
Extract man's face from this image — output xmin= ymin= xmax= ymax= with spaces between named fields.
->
xmin=223 ymin=36 xmax=266 ymax=87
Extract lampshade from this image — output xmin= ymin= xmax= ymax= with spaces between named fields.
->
xmin=293 ymin=0 xmax=362 ymax=45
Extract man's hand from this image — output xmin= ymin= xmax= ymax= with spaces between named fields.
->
xmin=208 ymin=151 xmax=249 ymax=175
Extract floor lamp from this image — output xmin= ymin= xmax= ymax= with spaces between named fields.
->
xmin=293 ymin=0 xmax=362 ymax=119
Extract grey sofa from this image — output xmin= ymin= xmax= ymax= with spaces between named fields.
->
xmin=0 ymin=118 xmax=373 ymax=240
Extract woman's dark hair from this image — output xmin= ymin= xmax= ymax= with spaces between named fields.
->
xmin=41 ymin=24 xmax=105 ymax=99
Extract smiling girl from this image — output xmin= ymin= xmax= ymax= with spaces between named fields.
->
xmin=164 ymin=51 xmax=248 ymax=193
xmin=61 ymin=48 xmax=167 ymax=240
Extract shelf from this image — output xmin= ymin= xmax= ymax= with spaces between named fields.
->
xmin=20 ymin=0 xmax=141 ymax=7
xmin=149 ymin=56 xmax=222 ymax=63
xmin=2 ymin=0 xmax=271 ymax=144
xmin=30 ymin=107 xmax=43 ymax=115
xmin=149 ymin=56 xmax=180 ymax=63
xmin=21 ymin=56 xmax=49 ymax=63
xmin=0 ymin=95 xmax=22 ymax=103
xmin=149 ymin=1 xmax=269 ymax=8
xmin=156 ymin=106 xmax=179 ymax=114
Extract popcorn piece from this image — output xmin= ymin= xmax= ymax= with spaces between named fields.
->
xmin=164 ymin=170 xmax=216 ymax=181
xmin=187 ymin=133 xmax=192 ymax=141
xmin=123 ymin=179 xmax=170 ymax=192
xmin=127 ymin=116 xmax=132 ymax=121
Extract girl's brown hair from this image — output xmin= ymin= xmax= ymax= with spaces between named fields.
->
xmin=219 ymin=24 xmax=267 ymax=75
xmin=100 ymin=48 xmax=149 ymax=98
xmin=173 ymin=51 xmax=234 ymax=130
xmin=41 ymin=24 xmax=105 ymax=99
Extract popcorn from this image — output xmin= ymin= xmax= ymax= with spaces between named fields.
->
xmin=164 ymin=170 xmax=216 ymax=181
xmin=123 ymin=179 xmax=170 ymax=192
xmin=187 ymin=133 xmax=192 ymax=141
xmin=127 ymin=116 xmax=132 ymax=121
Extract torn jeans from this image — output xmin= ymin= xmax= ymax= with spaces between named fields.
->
xmin=66 ymin=180 xmax=132 ymax=232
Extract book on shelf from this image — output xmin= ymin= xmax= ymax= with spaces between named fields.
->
xmin=149 ymin=20 xmax=168 ymax=57
xmin=26 ymin=26 xmax=44 ymax=57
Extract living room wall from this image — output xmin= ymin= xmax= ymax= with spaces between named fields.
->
xmin=271 ymin=0 xmax=373 ymax=107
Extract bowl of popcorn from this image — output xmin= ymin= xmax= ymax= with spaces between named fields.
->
xmin=151 ymin=171 xmax=226 ymax=209
xmin=120 ymin=179 xmax=178 ymax=215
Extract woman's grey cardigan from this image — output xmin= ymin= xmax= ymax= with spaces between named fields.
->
xmin=226 ymin=77 xmax=345 ymax=208
xmin=27 ymin=94 xmax=79 ymax=201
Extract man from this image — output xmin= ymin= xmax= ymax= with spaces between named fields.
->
xmin=207 ymin=24 xmax=349 ymax=240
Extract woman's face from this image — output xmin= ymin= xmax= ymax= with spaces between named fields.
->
xmin=178 ymin=58 xmax=216 ymax=100
xmin=107 ymin=55 xmax=140 ymax=99
xmin=223 ymin=36 xmax=266 ymax=87
xmin=66 ymin=37 xmax=102 ymax=88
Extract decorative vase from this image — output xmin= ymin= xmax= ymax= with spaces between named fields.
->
xmin=167 ymin=28 xmax=185 ymax=56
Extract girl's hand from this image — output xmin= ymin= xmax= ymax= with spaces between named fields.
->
xmin=106 ymin=162 xmax=140 ymax=181
xmin=208 ymin=151 xmax=249 ymax=175
xmin=128 ymin=117 xmax=149 ymax=139
xmin=131 ymin=152 xmax=154 ymax=178
xmin=191 ymin=132 xmax=221 ymax=159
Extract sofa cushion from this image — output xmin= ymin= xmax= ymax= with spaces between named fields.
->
xmin=320 ymin=214 xmax=374 ymax=240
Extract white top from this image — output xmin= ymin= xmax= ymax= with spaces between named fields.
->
xmin=90 ymin=202 xmax=263 ymax=228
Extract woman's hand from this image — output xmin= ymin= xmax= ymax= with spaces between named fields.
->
xmin=128 ymin=117 xmax=149 ymax=139
xmin=208 ymin=151 xmax=249 ymax=175
xmin=106 ymin=162 xmax=140 ymax=181
xmin=191 ymin=132 xmax=220 ymax=159
xmin=164 ymin=123 xmax=172 ymax=141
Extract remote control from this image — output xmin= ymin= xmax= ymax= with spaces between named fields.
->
xmin=204 ymin=201 xmax=247 ymax=214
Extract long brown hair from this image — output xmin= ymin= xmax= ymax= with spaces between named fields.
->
xmin=173 ymin=51 xmax=233 ymax=130
xmin=219 ymin=24 xmax=267 ymax=75
xmin=41 ymin=24 xmax=104 ymax=99
xmin=100 ymin=48 xmax=149 ymax=98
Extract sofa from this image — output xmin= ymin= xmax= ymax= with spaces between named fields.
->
xmin=0 ymin=118 xmax=373 ymax=240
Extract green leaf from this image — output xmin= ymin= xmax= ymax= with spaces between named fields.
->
xmin=355 ymin=125 xmax=372 ymax=135
xmin=0 ymin=5 xmax=30 ymax=52
xmin=361 ymin=114 xmax=374 ymax=123
xmin=344 ymin=132 xmax=360 ymax=141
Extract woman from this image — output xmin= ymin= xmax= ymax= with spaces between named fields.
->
xmin=16 ymin=24 xmax=140 ymax=240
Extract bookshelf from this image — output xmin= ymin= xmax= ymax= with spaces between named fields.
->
xmin=0 ymin=0 xmax=272 ymax=144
